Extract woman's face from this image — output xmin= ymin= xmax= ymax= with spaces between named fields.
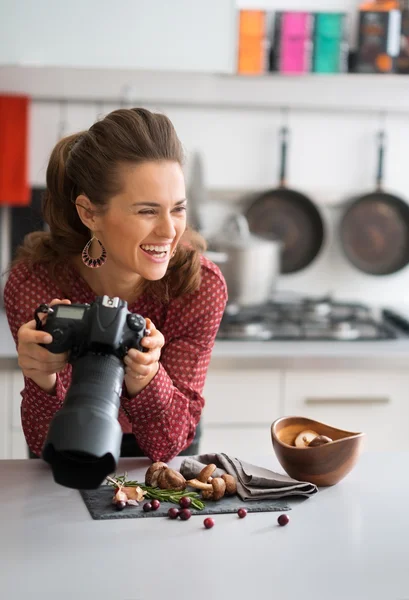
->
xmin=90 ymin=160 xmax=187 ymax=281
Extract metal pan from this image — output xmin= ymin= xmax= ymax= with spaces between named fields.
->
xmin=244 ymin=126 xmax=325 ymax=274
xmin=339 ymin=130 xmax=409 ymax=276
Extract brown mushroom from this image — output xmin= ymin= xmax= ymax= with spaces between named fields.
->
xmin=197 ymin=463 xmax=217 ymax=483
xmin=187 ymin=478 xmax=213 ymax=491
xmin=221 ymin=474 xmax=237 ymax=496
xmin=308 ymin=435 xmax=333 ymax=447
xmin=211 ymin=477 xmax=226 ymax=500
xmin=157 ymin=468 xmax=186 ymax=491
xmin=201 ymin=489 xmax=214 ymax=500
xmin=145 ymin=462 xmax=168 ymax=486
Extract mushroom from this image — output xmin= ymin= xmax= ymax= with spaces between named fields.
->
xmin=187 ymin=478 xmax=213 ymax=491
xmin=157 ymin=468 xmax=186 ymax=491
xmin=187 ymin=475 xmax=227 ymax=500
xmin=197 ymin=463 xmax=217 ymax=483
xmin=145 ymin=462 xmax=168 ymax=486
xmin=221 ymin=474 xmax=237 ymax=496
xmin=308 ymin=435 xmax=333 ymax=447
xmin=294 ymin=430 xmax=319 ymax=448
xmin=209 ymin=477 xmax=226 ymax=501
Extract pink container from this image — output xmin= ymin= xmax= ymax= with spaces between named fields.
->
xmin=280 ymin=12 xmax=313 ymax=74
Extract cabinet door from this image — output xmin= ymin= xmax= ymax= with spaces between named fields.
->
xmin=283 ymin=371 xmax=409 ymax=451
xmin=0 ymin=372 xmax=10 ymax=459
xmin=200 ymin=425 xmax=273 ymax=457
xmin=0 ymin=0 xmax=237 ymax=73
xmin=202 ymin=370 xmax=282 ymax=425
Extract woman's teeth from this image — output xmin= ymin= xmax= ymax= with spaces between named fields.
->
xmin=140 ymin=244 xmax=170 ymax=258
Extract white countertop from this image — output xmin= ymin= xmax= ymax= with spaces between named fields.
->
xmin=1 ymin=452 xmax=408 ymax=600
xmin=2 ymin=310 xmax=409 ymax=369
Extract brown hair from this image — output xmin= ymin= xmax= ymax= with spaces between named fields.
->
xmin=13 ymin=107 xmax=206 ymax=302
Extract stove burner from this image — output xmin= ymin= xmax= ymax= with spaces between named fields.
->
xmin=303 ymin=296 xmax=333 ymax=318
xmin=330 ymin=321 xmax=360 ymax=340
xmin=219 ymin=314 xmax=273 ymax=340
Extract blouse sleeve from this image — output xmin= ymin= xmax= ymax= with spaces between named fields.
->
xmin=120 ymin=264 xmax=227 ymax=462
xmin=3 ymin=267 xmax=69 ymax=457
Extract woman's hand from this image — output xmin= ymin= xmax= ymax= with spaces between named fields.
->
xmin=123 ymin=318 xmax=165 ymax=397
xmin=17 ymin=298 xmax=71 ymax=394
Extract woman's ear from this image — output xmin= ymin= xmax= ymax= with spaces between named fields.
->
xmin=75 ymin=194 xmax=97 ymax=230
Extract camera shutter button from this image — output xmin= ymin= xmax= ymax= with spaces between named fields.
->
xmin=127 ymin=314 xmax=144 ymax=331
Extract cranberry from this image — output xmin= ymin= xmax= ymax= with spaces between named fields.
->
xmin=237 ymin=508 xmax=247 ymax=519
xmin=203 ymin=517 xmax=215 ymax=529
xmin=143 ymin=502 xmax=152 ymax=512
xmin=168 ymin=507 xmax=180 ymax=519
xmin=278 ymin=514 xmax=290 ymax=526
xmin=151 ymin=499 xmax=161 ymax=511
xmin=179 ymin=496 xmax=192 ymax=509
xmin=179 ymin=508 xmax=192 ymax=521
xmin=115 ymin=500 xmax=126 ymax=511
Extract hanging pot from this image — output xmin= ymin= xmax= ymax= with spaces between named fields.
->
xmin=244 ymin=126 xmax=325 ymax=274
xmin=339 ymin=130 xmax=409 ymax=275
xmin=205 ymin=213 xmax=282 ymax=308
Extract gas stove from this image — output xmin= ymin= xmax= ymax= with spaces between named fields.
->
xmin=216 ymin=294 xmax=409 ymax=342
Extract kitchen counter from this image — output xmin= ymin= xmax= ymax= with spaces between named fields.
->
xmin=1 ymin=452 xmax=408 ymax=600
xmin=2 ymin=310 xmax=409 ymax=369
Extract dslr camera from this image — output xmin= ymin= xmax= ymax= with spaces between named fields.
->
xmin=34 ymin=295 xmax=147 ymax=490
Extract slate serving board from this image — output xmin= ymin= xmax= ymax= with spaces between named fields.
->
xmin=79 ymin=486 xmax=291 ymax=520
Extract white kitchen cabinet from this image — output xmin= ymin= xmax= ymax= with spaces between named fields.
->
xmin=201 ymin=369 xmax=282 ymax=455
xmin=0 ymin=0 xmax=237 ymax=73
xmin=283 ymin=371 xmax=409 ymax=452
xmin=0 ymin=371 xmax=10 ymax=459
xmin=200 ymin=425 xmax=273 ymax=457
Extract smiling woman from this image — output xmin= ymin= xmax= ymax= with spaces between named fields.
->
xmin=3 ymin=107 xmax=227 ymax=463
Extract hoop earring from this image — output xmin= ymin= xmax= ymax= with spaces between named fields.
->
xmin=82 ymin=235 xmax=107 ymax=268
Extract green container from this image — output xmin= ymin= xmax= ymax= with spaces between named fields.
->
xmin=313 ymin=13 xmax=348 ymax=73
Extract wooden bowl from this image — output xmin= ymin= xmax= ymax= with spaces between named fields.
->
xmin=271 ymin=416 xmax=366 ymax=486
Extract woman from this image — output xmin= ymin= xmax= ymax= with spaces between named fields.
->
xmin=4 ymin=107 xmax=227 ymax=462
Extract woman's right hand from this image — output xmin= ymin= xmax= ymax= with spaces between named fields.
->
xmin=17 ymin=298 xmax=72 ymax=394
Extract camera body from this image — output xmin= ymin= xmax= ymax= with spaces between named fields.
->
xmin=35 ymin=296 xmax=148 ymax=490
xmin=38 ymin=295 xmax=147 ymax=360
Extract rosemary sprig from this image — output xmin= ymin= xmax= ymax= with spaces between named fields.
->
xmin=106 ymin=473 xmax=205 ymax=511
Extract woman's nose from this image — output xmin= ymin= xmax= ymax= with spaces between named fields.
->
xmin=155 ymin=214 xmax=176 ymax=239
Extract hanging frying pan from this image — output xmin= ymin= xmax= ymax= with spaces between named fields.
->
xmin=339 ymin=130 xmax=409 ymax=276
xmin=244 ymin=126 xmax=325 ymax=274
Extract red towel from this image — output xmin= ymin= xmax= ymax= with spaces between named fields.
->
xmin=0 ymin=94 xmax=30 ymax=206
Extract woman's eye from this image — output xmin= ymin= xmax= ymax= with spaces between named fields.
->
xmin=173 ymin=206 xmax=187 ymax=213
xmin=138 ymin=209 xmax=156 ymax=215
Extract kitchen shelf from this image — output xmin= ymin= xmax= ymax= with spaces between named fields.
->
xmin=1 ymin=66 xmax=409 ymax=115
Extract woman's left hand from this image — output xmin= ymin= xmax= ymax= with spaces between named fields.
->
xmin=123 ymin=318 xmax=165 ymax=397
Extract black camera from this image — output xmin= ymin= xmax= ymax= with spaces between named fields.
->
xmin=34 ymin=295 xmax=147 ymax=490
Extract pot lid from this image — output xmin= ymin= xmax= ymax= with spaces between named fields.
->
xmin=210 ymin=214 xmax=281 ymax=250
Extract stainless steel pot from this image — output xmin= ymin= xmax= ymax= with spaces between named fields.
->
xmin=205 ymin=214 xmax=282 ymax=309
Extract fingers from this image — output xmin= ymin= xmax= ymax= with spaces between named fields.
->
xmin=16 ymin=298 xmax=72 ymax=378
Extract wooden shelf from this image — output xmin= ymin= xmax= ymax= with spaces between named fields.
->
xmin=1 ymin=66 xmax=409 ymax=114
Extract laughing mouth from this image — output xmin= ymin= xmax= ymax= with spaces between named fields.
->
xmin=140 ymin=244 xmax=171 ymax=258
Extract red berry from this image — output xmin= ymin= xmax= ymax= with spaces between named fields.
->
xmin=204 ymin=517 xmax=215 ymax=529
xmin=143 ymin=502 xmax=152 ymax=512
xmin=179 ymin=496 xmax=192 ymax=509
xmin=168 ymin=507 xmax=180 ymax=519
xmin=151 ymin=499 xmax=160 ymax=511
xmin=115 ymin=500 xmax=126 ymax=511
xmin=278 ymin=514 xmax=290 ymax=526
xmin=179 ymin=508 xmax=192 ymax=521
xmin=237 ymin=508 xmax=247 ymax=519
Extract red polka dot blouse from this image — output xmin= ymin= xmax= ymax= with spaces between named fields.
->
xmin=4 ymin=255 xmax=227 ymax=462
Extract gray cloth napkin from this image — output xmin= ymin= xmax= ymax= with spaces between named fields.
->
xmin=180 ymin=453 xmax=318 ymax=501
